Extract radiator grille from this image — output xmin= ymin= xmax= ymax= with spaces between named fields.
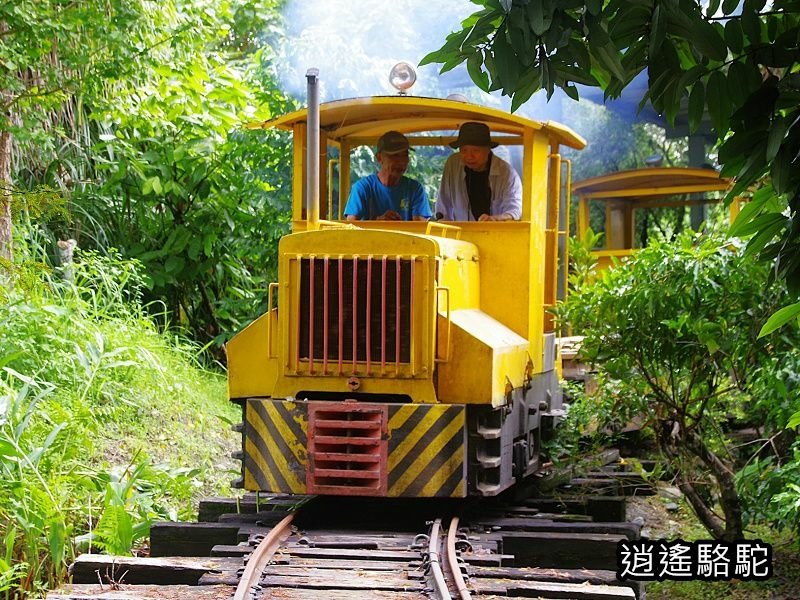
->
xmin=297 ymin=256 xmax=413 ymax=373
xmin=306 ymin=402 xmax=387 ymax=495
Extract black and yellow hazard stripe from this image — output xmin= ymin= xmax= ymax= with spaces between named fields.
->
xmin=243 ymin=399 xmax=467 ymax=497
xmin=387 ymin=404 xmax=466 ymax=497
xmin=244 ymin=399 xmax=309 ymax=494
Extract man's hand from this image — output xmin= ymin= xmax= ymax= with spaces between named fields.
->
xmin=377 ymin=210 xmax=402 ymax=221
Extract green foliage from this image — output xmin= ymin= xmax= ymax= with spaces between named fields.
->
xmin=566 ymin=228 xmax=602 ymax=292
xmin=547 ymin=375 xmax=649 ymax=461
xmin=5 ymin=0 xmax=297 ymax=354
xmin=0 ymin=232 xmax=238 ymax=597
xmin=424 ymin=0 xmax=800 ymax=322
xmin=759 ymin=300 xmax=800 ymax=337
xmin=560 ymin=231 xmax=797 ymax=540
xmin=0 ymin=376 xmax=70 ymax=595
xmin=738 ymin=446 xmax=800 ymax=534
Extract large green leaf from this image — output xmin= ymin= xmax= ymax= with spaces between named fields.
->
xmin=688 ymin=81 xmax=705 ymax=133
xmin=648 ymin=5 xmax=665 ymax=56
xmin=724 ymin=19 xmax=744 ymax=54
xmin=759 ymin=301 xmax=800 ymax=338
xmin=706 ymin=70 xmax=731 ymax=136
xmin=690 ymin=19 xmax=728 ymax=62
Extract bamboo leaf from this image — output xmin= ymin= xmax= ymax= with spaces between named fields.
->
xmin=758 ymin=301 xmax=800 ymax=338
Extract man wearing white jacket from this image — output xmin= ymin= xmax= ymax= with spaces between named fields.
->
xmin=437 ymin=121 xmax=522 ymax=222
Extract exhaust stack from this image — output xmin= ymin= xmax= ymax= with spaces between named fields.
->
xmin=306 ymin=68 xmax=320 ymax=227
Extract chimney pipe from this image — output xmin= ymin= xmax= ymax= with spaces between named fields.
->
xmin=306 ymin=68 xmax=320 ymax=227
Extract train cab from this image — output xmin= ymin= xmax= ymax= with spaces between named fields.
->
xmin=226 ymin=71 xmax=585 ymax=498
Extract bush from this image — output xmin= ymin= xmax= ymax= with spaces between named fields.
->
xmin=559 ymin=231 xmax=798 ymax=541
xmin=0 ymin=248 xmax=238 ymax=597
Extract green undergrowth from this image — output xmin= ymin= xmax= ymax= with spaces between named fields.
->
xmin=640 ymin=497 xmax=800 ymax=600
xmin=0 ymin=249 xmax=240 ymax=598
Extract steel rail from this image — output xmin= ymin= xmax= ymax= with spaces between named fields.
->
xmin=446 ymin=516 xmax=471 ymax=600
xmin=427 ymin=518 xmax=452 ymax=600
xmin=233 ymin=512 xmax=294 ymax=600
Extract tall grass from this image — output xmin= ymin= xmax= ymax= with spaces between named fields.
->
xmin=0 ymin=232 xmax=238 ymax=598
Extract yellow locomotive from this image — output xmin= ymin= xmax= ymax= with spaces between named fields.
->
xmin=227 ymin=71 xmax=585 ymax=498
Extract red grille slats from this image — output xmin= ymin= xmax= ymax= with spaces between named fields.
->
xmin=322 ymin=257 xmax=329 ymax=374
xmin=338 ymin=258 xmax=344 ymax=375
xmin=308 ymin=255 xmax=315 ymax=374
xmin=297 ymin=255 xmax=413 ymax=375
xmin=313 ymin=419 xmax=382 ymax=430
xmin=396 ymin=256 xmax=401 ymax=373
xmin=313 ymin=452 xmax=379 ymax=462
xmin=306 ymin=402 xmax=387 ymax=495
xmin=312 ymin=468 xmax=380 ymax=479
xmin=366 ymin=257 xmax=372 ymax=375
xmin=352 ymin=256 xmax=358 ymax=373
xmin=381 ymin=256 xmax=387 ymax=373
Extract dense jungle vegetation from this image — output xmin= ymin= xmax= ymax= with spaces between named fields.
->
xmin=1 ymin=0 xmax=798 ymax=598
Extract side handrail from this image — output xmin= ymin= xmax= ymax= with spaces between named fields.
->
xmin=435 ymin=286 xmax=451 ymax=363
xmin=266 ymin=282 xmax=279 ymax=358
xmin=426 ymin=221 xmax=462 ymax=239
xmin=561 ymin=157 xmax=572 ymax=305
xmin=327 ymin=158 xmax=340 ymax=220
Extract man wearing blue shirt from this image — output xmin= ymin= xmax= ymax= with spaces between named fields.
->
xmin=344 ymin=131 xmax=433 ymax=221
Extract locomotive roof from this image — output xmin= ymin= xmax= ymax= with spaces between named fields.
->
xmin=254 ymin=95 xmax=586 ymax=150
xmin=572 ymin=167 xmax=732 ymax=200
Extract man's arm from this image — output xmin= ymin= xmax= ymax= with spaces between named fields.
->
xmin=435 ymin=155 xmax=458 ymax=220
xmin=343 ymin=179 xmax=367 ymax=220
xmin=410 ymin=179 xmax=433 ymax=221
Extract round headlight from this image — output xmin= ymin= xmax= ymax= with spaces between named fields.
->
xmin=389 ymin=62 xmax=417 ymax=94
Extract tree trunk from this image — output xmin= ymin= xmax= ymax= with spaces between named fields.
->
xmin=657 ymin=420 xmax=744 ymax=542
xmin=684 ymin=428 xmax=744 ymax=542
xmin=0 ymin=124 xmax=12 ymax=264
xmin=0 ymin=18 xmax=13 ymax=265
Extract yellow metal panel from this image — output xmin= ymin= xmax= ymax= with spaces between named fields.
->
xmin=437 ymin=309 xmax=529 ymax=407
xmin=437 ymin=253 xmax=480 ymax=310
xmin=227 ymin=311 xmax=279 ymax=399
xmin=272 ymin=376 xmax=438 ymax=403
xmin=527 ymin=134 xmax=552 ymax=372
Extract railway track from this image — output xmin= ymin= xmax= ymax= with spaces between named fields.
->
xmin=227 ymin=502 xmax=642 ymax=599
xmin=49 ymin=460 xmax=650 ymax=600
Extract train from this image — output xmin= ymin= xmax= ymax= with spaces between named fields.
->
xmin=225 ymin=69 xmax=586 ymax=498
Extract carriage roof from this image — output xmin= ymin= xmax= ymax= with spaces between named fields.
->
xmin=573 ymin=167 xmax=731 ymax=201
xmin=255 ymin=96 xmax=586 ymax=150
